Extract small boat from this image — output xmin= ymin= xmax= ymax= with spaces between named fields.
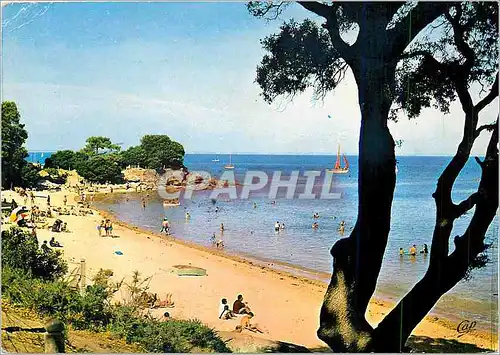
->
xmin=212 ymin=158 xmax=220 ymax=162
xmin=224 ymin=153 xmax=235 ymax=170
xmin=327 ymin=145 xmax=349 ymax=174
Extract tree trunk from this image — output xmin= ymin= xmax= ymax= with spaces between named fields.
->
xmin=372 ymin=125 xmax=499 ymax=352
xmin=318 ymin=63 xmax=396 ymax=351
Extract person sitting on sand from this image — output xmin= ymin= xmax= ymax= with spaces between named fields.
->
xmin=49 ymin=237 xmax=63 ymax=248
xmin=162 ymin=312 xmax=171 ymax=321
xmin=219 ymin=298 xmax=235 ymax=320
xmin=41 ymin=241 xmax=50 ymax=253
xmin=232 ymin=294 xmax=251 ymax=315
xmin=409 ymin=244 xmax=417 ymax=256
xmin=61 ymin=222 xmax=68 ymax=232
xmin=235 ymin=312 xmax=263 ymax=333
xmin=154 ymin=293 xmax=175 ymax=308
xmin=420 ymin=244 xmax=429 ymax=254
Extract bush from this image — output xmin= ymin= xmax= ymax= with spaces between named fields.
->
xmin=109 ymin=310 xmax=230 ymax=353
xmin=1 ymin=227 xmax=67 ymax=280
xmin=77 ymin=154 xmax=123 ymax=184
xmin=1 ymin=237 xmax=229 ymax=353
xmin=20 ymin=163 xmax=42 ymax=188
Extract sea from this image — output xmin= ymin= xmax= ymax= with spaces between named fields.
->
xmin=33 ymin=152 xmax=498 ymax=333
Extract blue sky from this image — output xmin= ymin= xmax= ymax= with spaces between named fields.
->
xmin=2 ymin=2 xmax=497 ymax=155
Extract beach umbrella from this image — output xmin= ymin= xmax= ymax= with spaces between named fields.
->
xmin=9 ymin=206 xmax=28 ymax=222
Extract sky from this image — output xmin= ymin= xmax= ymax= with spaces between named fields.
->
xmin=1 ymin=1 xmax=498 ymax=155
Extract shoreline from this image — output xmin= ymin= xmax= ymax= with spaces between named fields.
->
xmin=95 ymin=190 xmax=497 ymax=331
xmin=3 ymin=188 xmax=498 ymax=351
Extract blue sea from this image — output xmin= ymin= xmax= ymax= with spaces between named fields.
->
xmin=26 ymin=151 xmax=53 ymax=165
xmin=97 ymin=154 xmax=498 ymax=330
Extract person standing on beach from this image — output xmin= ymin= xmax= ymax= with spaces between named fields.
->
xmin=160 ymin=218 xmax=170 ymax=234
xmin=30 ymin=191 xmax=35 ymax=205
xmin=141 ymin=197 xmax=147 ymax=210
xmin=46 ymin=195 xmax=51 ymax=208
xmin=97 ymin=220 xmax=105 ymax=236
xmin=220 ymin=223 xmax=225 ymax=232
xmin=63 ymin=195 xmax=67 ymax=206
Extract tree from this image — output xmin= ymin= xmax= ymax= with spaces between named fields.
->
xmin=20 ymin=163 xmax=42 ymax=188
xmin=1 ymin=227 xmax=68 ymax=281
xmin=371 ymin=3 xmax=498 ymax=350
xmin=45 ymin=150 xmax=76 ymax=170
xmin=249 ymin=1 xmax=496 ymax=351
xmin=120 ymin=145 xmax=146 ymax=168
xmin=1 ymin=101 xmax=28 ymax=189
xmin=77 ymin=154 xmax=123 ymax=184
xmin=139 ymin=135 xmax=185 ymax=170
xmin=81 ymin=136 xmax=121 ymax=156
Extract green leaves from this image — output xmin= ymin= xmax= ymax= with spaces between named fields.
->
xmin=1 ymin=101 xmax=28 ymax=188
xmin=256 ymin=19 xmax=345 ymax=104
xmin=82 ymin=136 xmax=121 ymax=156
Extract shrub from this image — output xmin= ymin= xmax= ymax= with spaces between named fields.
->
xmin=108 ymin=309 xmax=231 ymax=353
xmin=21 ymin=163 xmax=42 ymax=188
xmin=1 ymin=227 xmax=67 ymax=280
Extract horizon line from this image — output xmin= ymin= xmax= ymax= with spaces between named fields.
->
xmin=27 ymin=150 xmax=471 ymax=158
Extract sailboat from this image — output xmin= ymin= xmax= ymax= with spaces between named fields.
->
xmin=224 ymin=153 xmax=235 ymax=169
xmin=327 ymin=145 xmax=349 ymax=174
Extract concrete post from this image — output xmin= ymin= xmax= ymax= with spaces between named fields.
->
xmin=44 ymin=319 xmax=65 ymax=353
xmin=80 ymin=258 xmax=86 ymax=292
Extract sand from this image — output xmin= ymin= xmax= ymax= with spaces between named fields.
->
xmin=2 ymin=188 xmax=497 ymax=351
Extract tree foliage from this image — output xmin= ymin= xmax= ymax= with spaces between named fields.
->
xmin=250 ymin=1 xmax=498 ymax=352
xmin=20 ymin=163 xmax=43 ymax=188
xmin=1 ymin=227 xmax=68 ymax=281
xmin=1 ymin=101 xmax=28 ymax=189
xmin=393 ymin=2 xmax=499 ymax=119
xmin=44 ymin=150 xmax=80 ymax=170
xmin=81 ymin=136 xmax=121 ymax=155
xmin=77 ymin=154 xmax=123 ymax=184
xmin=257 ymin=19 xmax=344 ymax=103
xmin=133 ymin=135 xmax=185 ymax=170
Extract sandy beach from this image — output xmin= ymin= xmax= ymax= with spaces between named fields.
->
xmin=2 ymin=188 xmax=497 ymax=351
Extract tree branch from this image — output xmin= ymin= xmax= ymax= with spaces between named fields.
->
xmin=372 ymin=122 xmax=499 ymax=353
xmin=297 ymin=1 xmax=331 ymax=18
xmin=475 ymin=73 xmax=499 ymax=113
xmin=475 ymin=123 xmax=497 ymax=139
xmin=297 ymin=2 xmax=356 ymax=62
xmin=452 ymin=192 xmax=480 ymax=218
xmin=444 ymin=6 xmax=475 ymax=70
xmin=388 ymin=2 xmax=454 ymax=58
